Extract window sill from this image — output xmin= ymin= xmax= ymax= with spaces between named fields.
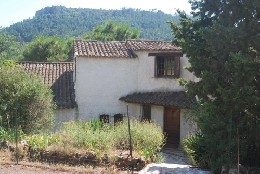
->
xmin=154 ymin=76 xmax=178 ymax=79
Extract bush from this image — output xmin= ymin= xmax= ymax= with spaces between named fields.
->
xmin=26 ymin=133 xmax=58 ymax=150
xmin=60 ymin=120 xmax=114 ymax=152
xmin=114 ymin=120 xmax=165 ymax=160
xmin=183 ymin=133 xmax=208 ymax=168
xmin=0 ymin=65 xmax=54 ymax=133
xmin=0 ymin=127 xmax=22 ymax=142
xmin=58 ymin=119 xmax=165 ymax=160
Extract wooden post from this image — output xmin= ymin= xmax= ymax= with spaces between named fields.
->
xmin=127 ymin=105 xmax=133 ymax=173
xmin=237 ymin=128 xmax=239 ymax=174
xmin=15 ymin=102 xmax=19 ymax=165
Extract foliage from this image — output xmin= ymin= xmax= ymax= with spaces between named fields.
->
xmin=0 ymin=29 xmax=23 ymax=60
xmin=60 ymin=120 xmax=113 ymax=152
xmin=0 ymin=65 xmax=54 ymax=133
xmin=170 ymin=0 xmax=259 ymax=172
xmin=0 ymin=126 xmax=24 ymax=142
xmin=114 ymin=120 xmax=165 ymax=160
xmin=22 ymin=35 xmax=72 ymax=62
xmin=83 ymin=21 xmax=140 ymax=41
xmin=0 ymin=58 xmax=17 ymax=67
xmin=59 ymin=119 xmax=165 ymax=160
xmin=26 ymin=133 xmax=58 ymax=150
xmin=183 ymin=133 xmax=207 ymax=168
xmin=5 ymin=6 xmax=178 ymax=42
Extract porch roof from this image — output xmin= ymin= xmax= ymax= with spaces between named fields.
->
xmin=119 ymin=91 xmax=195 ymax=108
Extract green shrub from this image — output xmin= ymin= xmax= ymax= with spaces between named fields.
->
xmin=0 ymin=126 xmax=24 ymax=142
xmin=58 ymin=119 xmax=165 ymax=160
xmin=60 ymin=120 xmax=114 ymax=152
xmin=0 ymin=66 xmax=54 ymax=133
xmin=111 ymin=119 xmax=165 ymax=160
xmin=183 ymin=133 xmax=208 ymax=168
xmin=26 ymin=133 xmax=58 ymax=150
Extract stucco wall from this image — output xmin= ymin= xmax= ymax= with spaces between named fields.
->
xmin=54 ymin=108 xmax=77 ymax=129
xmin=151 ymin=105 xmax=164 ymax=129
xmin=75 ymin=57 xmax=138 ymax=120
xmin=135 ymin=51 xmax=184 ymax=91
xmin=180 ymin=109 xmax=197 ymax=144
xmin=75 ymin=51 xmax=197 ymax=121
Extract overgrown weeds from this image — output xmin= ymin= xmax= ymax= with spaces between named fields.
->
xmin=58 ymin=119 xmax=165 ymax=160
xmin=1 ymin=119 xmax=165 ymax=169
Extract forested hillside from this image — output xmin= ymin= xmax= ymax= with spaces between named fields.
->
xmin=5 ymin=6 xmax=178 ymax=42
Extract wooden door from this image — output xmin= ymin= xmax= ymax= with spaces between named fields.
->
xmin=164 ymin=107 xmax=180 ymax=145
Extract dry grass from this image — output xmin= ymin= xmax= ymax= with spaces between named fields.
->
xmin=0 ymin=150 xmax=129 ymax=174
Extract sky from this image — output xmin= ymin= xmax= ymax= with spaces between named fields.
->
xmin=0 ymin=0 xmax=191 ymax=28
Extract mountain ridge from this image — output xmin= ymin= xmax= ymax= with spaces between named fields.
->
xmin=5 ymin=6 xmax=178 ymax=42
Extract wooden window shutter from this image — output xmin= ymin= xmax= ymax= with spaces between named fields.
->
xmin=174 ymin=57 xmax=180 ymax=78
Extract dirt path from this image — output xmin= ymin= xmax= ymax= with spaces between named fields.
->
xmin=0 ymin=164 xmax=77 ymax=174
xmin=0 ymin=162 xmax=125 ymax=174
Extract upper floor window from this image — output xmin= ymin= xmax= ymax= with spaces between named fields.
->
xmin=149 ymin=54 xmax=180 ymax=79
xmin=156 ymin=56 xmax=175 ymax=77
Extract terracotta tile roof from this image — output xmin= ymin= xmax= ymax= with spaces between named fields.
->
xmin=120 ymin=91 xmax=195 ymax=108
xmin=126 ymin=40 xmax=181 ymax=51
xmin=73 ymin=40 xmax=137 ymax=58
xmin=19 ymin=62 xmax=77 ymax=109
xmin=74 ymin=40 xmax=181 ymax=58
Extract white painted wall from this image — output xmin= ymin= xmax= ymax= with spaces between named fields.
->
xmin=75 ymin=57 xmax=138 ymax=120
xmin=54 ymin=108 xmax=77 ymax=129
xmin=75 ymin=51 xmax=197 ymax=130
xmin=151 ymin=105 xmax=164 ymax=129
xmin=180 ymin=109 xmax=197 ymax=144
xmin=136 ymin=51 xmax=184 ymax=91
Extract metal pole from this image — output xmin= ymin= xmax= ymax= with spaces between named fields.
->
xmin=127 ymin=105 xmax=133 ymax=173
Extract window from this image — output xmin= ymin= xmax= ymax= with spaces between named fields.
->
xmin=99 ymin=114 xmax=109 ymax=123
xmin=142 ymin=104 xmax=151 ymax=121
xmin=156 ymin=56 xmax=180 ymax=78
xmin=149 ymin=52 xmax=181 ymax=78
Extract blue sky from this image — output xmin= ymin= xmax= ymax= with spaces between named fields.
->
xmin=0 ymin=0 xmax=191 ymax=28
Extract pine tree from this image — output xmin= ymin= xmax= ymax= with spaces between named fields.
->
xmin=170 ymin=0 xmax=259 ymax=172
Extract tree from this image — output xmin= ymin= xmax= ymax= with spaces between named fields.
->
xmin=83 ymin=20 xmax=140 ymax=41
xmin=170 ymin=0 xmax=259 ymax=172
xmin=23 ymin=35 xmax=72 ymax=62
xmin=0 ymin=60 xmax=54 ymax=133
xmin=0 ymin=29 xmax=22 ymax=60
xmin=6 ymin=7 xmax=177 ymax=42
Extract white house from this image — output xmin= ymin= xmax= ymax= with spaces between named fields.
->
xmin=73 ymin=39 xmax=197 ymax=146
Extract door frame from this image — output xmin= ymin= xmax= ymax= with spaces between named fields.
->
xmin=163 ymin=106 xmax=180 ymax=145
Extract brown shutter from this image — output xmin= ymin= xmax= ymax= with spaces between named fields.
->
xmin=174 ymin=57 xmax=180 ymax=78
xmin=154 ymin=57 xmax=157 ymax=77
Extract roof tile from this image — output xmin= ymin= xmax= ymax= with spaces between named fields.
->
xmin=120 ymin=91 xmax=195 ymax=108
xmin=74 ymin=39 xmax=181 ymax=58
xmin=19 ymin=62 xmax=77 ymax=109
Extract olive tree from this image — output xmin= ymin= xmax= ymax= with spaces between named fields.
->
xmin=0 ymin=60 xmax=54 ymax=133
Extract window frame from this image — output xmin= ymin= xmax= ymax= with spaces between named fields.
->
xmin=149 ymin=52 xmax=181 ymax=78
xmin=156 ymin=56 xmax=175 ymax=78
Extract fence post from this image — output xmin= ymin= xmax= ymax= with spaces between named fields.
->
xmin=127 ymin=105 xmax=133 ymax=173
xmin=15 ymin=101 xmax=19 ymax=165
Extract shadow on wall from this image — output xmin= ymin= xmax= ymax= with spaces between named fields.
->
xmin=52 ymin=71 xmax=77 ymax=109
